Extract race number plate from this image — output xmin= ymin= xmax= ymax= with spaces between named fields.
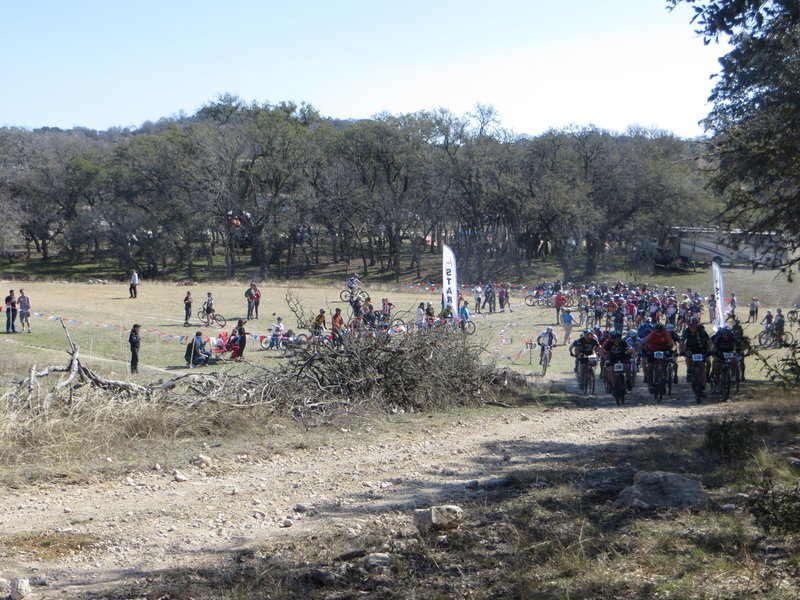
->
xmin=654 ymin=351 xmax=664 ymax=359
xmin=692 ymin=354 xmax=704 ymax=362
xmin=614 ymin=362 xmax=625 ymax=372
xmin=588 ymin=356 xmax=598 ymax=363
xmin=723 ymin=352 xmax=734 ymax=359
xmin=542 ymin=345 xmax=551 ymax=352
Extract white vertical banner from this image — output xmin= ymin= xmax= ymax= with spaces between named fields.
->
xmin=712 ymin=260 xmax=725 ymax=330
xmin=442 ymin=244 xmax=458 ymax=314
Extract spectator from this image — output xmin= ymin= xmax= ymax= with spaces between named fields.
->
xmin=331 ymin=307 xmax=344 ymax=346
xmin=245 ymin=283 xmax=257 ymax=320
xmin=185 ymin=331 xmax=210 ymax=367
xmin=473 ymin=284 xmax=483 ymax=314
xmin=562 ymin=307 xmax=575 ymax=344
xmin=129 ymin=270 xmax=139 ymax=298
xmin=129 ymin=324 xmax=141 ymax=374
xmin=252 ymin=285 xmax=262 ymax=319
xmin=183 ymin=291 xmax=193 ymax=326
xmin=18 ymin=289 xmax=31 ymax=333
xmin=4 ymin=289 xmax=17 ymax=333
xmin=231 ymin=319 xmax=247 ymax=360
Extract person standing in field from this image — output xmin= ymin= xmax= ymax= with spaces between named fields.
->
xmin=129 ymin=270 xmax=139 ymax=298
xmin=17 ymin=289 xmax=31 ymax=333
xmin=129 ymin=324 xmax=141 ymax=374
xmin=183 ymin=291 xmax=193 ymax=326
xmin=252 ymin=284 xmax=262 ymax=319
xmin=245 ymin=283 xmax=256 ymax=320
xmin=562 ymin=307 xmax=575 ymax=344
xmin=4 ymin=289 xmax=17 ymax=333
xmin=473 ymin=284 xmax=483 ymax=314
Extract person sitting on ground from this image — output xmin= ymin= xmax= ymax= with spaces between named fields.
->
xmin=185 ymin=331 xmax=211 ymax=367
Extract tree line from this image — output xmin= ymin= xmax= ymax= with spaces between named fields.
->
xmin=0 ymin=96 xmax=720 ymax=282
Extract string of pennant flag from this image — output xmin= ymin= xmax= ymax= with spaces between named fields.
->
xmin=28 ymin=311 xmax=267 ymax=346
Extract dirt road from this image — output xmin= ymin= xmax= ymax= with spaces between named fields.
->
xmin=0 ymin=375 xmax=743 ymax=599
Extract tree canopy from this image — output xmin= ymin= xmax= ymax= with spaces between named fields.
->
xmin=670 ymin=0 xmax=800 ymax=274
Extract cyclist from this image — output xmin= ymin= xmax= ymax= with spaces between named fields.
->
xmin=773 ymin=308 xmax=786 ymax=345
xmin=637 ymin=317 xmax=655 ymax=341
xmin=346 ymin=273 xmax=363 ymax=291
xmin=664 ymin=324 xmax=681 ymax=383
xmin=711 ymin=327 xmax=742 ymax=394
xmin=203 ymin=292 xmax=215 ymax=318
xmin=600 ymin=332 xmax=635 ymax=391
xmin=679 ymin=316 xmax=712 ymax=396
xmin=537 ymin=326 xmax=559 ymax=365
xmin=459 ymin=299 xmax=471 ymax=322
xmin=570 ymin=329 xmax=600 ymax=378
xmin=642 ymin=323 xmax=675 ymax=390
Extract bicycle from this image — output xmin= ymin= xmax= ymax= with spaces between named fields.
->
xmin=788 ymin=305 xmax=799 ymax=325
xmin=757 ymin=325 xmax=794 ymax=348
xmin=340 ymin=286 xmax=368 ymax=302
xmin=540 ymin=344 xmax=552 ymax=376
xmin=610 ymin=361 xmax=627 ymax=406
xmin=650 ymin=351 xmax=671 ymax=402
xmin=688 ymin=353 xmax=707 ymax=404
xmin=716 ymin=352 xmax=740 ymax=402
xmin=197 ymin=308 xmax=226 ymax=328
xmin=577 ymin=356 xmax=597 ymax=395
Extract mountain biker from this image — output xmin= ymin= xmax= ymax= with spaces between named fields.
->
xmin=773 ymin=308 xmax=786 ymax=344
xmin=679 ymin=316 xmax=712 ymax=396
xmin=711 ymin=327 xmax=742 ymax=394
xmin=642 ymin=323 xmax=675 ymax=390
xmin=346 ymin=273 xmax=363 ymax=290
xmin=537 ymin=326 xmax=559 ymax=365
xmin=601 ymin=332 xmax=635 ymax=391
xmin=570 ymin=329 xmax=600 ymax=377
xmin=665 ymin=324 xmax=681 ymax=384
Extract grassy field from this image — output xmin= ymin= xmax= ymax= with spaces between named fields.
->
xmin=0 ymin=265 xmax=797 ymax=387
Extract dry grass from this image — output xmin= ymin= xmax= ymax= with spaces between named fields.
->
xmin=0 ymin=531 xmax=101 ymax=561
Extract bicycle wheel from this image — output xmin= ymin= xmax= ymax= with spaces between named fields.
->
xmin=653 ymin=364 xmax=663 ymax=402
xmin=783 ymin=331 xmax=795 ymax=346
xmin=589 ymin=367 xmax=595 ymax=395
xmin=720 ymin=366 xmax=731 ymax=402
xmin=339 ymin=289 xmax=353 ymax=302
xmin=525 ymin=295 xmax=536 ymax=307
xmin=541 ymin=351 xmax=549 ymax=376
xmin=692 ymin=365 xmax=703 ymax=404
xmin=260 ymin=336 xmax=269 ymax=350
xmin=213 ymin=314 xmax=226 ymax=328
xmin=757 ymin=330 xmax=771 ymax=347
xmin=197 ymin=310 xmax=209 ymax=326
xmin=462 ymin=320 xmax=476 ymax=335
xmin=666 ymin=363 xmax=673 ymax=396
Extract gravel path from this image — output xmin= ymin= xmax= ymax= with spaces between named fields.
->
xmin=0 ymin=372 xmax=746 ymax=599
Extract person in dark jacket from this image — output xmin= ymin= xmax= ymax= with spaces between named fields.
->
xmin=129 ymin=324 xmax=141 ymax=374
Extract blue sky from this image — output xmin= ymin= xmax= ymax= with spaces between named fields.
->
xmin=1 ymin=0 xmax=726 ymax=137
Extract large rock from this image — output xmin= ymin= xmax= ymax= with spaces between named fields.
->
xmin=414 ymin=505 xmax=463 ymax=535
xmin=613 ymin=471 xmax=710 ymax=509
xmin=10 ymin=578 xmax=31 ymax=600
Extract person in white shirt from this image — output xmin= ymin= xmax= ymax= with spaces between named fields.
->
xmin=267 ymin=317 xmax=285 ymax=349
xmin=129 ymin=270 xmax=139 ymax=298
xmin=473 ymin=284 xmax=483 ymax=314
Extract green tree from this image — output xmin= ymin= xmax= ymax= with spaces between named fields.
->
xmin=670 ymin=0 xmax=800 ymax=273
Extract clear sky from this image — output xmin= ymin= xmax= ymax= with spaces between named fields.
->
xmin=1 ymin=0 xmax=727 ymax=138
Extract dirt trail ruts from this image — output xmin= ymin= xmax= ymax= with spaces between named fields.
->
xmin=0 ymin=380 xmax=739 ymax=598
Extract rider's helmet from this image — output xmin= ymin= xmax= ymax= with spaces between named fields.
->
xmin=777 ymin=307 xmax=783 ymax=313
xmin=583 ymin=329 xmax=592 ymax=336
xmin=720 ymin=327 xmax=732 ymax=335
xmin=688 ymin=316 xmax=699 ymax=326
xmin=766 ymin=309 xmax=772 ymax=314
xmin=546 ymin=326 xmax=553 ymax=332
xmin=319 ymin=308 xmax=326 ymax=314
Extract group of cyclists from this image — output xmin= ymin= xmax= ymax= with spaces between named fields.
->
xmin=529 ymin=279 xmax=783 ymax=403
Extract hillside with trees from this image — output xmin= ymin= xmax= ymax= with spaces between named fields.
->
xmin=0 ymin=96 xmax=720 ymax=283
